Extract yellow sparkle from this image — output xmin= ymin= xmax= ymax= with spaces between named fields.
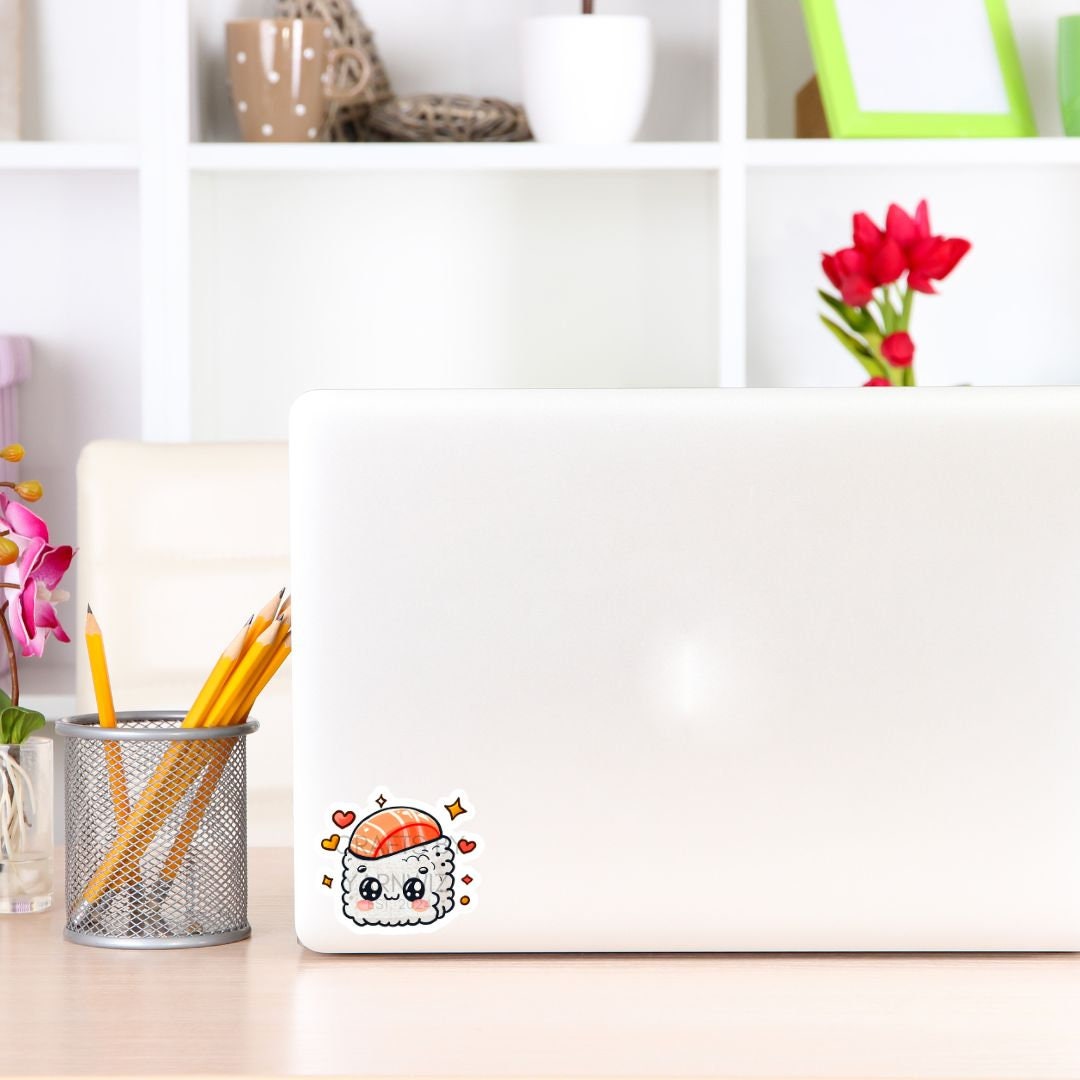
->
xmin=321 ymin=875 xmax=332 ymax=888
xmin=444 ymin=797 xmax=467 ymax=820
xmin=460 ymin=895 xmax=470 ymax=906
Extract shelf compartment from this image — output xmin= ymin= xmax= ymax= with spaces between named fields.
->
xmin=190 ymin=0 xmax=719 ymax=145
xmin=745 ymin=166 xmax=1080 ymax=388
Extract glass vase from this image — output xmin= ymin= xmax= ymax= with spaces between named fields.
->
xmin=0 ymin=736 xmax=53 ymax=913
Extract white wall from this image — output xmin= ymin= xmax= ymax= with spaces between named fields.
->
xmin=21 ymin=0 xmax=139 ymax=141
xmin=0 ymin=173 xmax=141 ymax=690
xmin=190 ymin=169 xmax=718 ymax=440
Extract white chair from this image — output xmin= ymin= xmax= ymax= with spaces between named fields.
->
xmin=76 ymin=440 xmax=291 ymax=844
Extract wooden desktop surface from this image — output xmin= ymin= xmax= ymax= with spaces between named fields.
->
xmin=4 ymin=849 xmax=1080 ymax=1079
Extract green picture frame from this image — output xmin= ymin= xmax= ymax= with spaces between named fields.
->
xmin=801 ymin=0 xmax=1037 ymax=138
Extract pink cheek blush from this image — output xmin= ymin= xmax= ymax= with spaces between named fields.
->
xmin=411 ymin=899 xmax=431 ymax=912
xmin=355 ymin=899 xmax=374 ymax=911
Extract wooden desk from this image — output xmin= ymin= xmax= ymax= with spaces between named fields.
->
xmin=4 ymin=848 xmax=1080 ymax=1078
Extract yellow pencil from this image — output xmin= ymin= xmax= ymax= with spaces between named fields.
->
xmin=243 ymin=587 xmax=285 ymax=655
xmin=203 ymin=620 xmax=283 ymax=729
xmin=160 ymin=738 xmax=238 ymax=883
xmin=163 ymin=626 xmax=292 ymax=881
xmin=84 ymin=608 xmax=130 ymax=826
xmin=184 ymin=618 xmax=251 ymax=729
xmin=236 ymin=630 xmax=291 ymax=721
xmin=73 ymin=741 xmax=210 ymax=912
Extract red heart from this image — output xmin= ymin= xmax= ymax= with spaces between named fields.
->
xmin=457 ymin=838 xmax=476 ymax=854
xmin=332 ymin=810 xmax=356 ymax=829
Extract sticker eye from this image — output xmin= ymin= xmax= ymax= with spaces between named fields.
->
xmin=418 ymin=866 xmax=429 ymax=874
xmin=403 ymin=877 xmax=425 ymax=902
xmin=359 ymin=877 xmax=382 ymax=902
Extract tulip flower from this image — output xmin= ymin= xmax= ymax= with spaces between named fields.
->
xmin=881 ymin=332 xmax=915 ymax=368
xmin=822 ymin=248 xmax=875 ymax=308
xmin=819 ymin=199 xmax=970 ymax=387
xmin=885 ymin=200 xmax=971 ymax=294
xmin=851 ymin=212 xmax=907 ymax=287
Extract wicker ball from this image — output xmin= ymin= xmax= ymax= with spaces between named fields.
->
xmin=366 ymin=94 xmax=531 ymax=143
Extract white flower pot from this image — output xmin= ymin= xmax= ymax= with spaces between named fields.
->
xmin=521 ymin=15 xmax=653 ymax=145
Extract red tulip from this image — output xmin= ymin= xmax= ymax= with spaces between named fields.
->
xmin=851 ymin=212 xmax=906 ymax=287
xmin=885 ymin=199 xmax=971 ymax=294
xmin=881 ymin=331 xmax=915 ymax=368
xmin=822 ymin=248 xmax=875 ymax=307
xmin=864 ymin=377 xmax=891 ymax=387
xmin=907 ymin=236 xmax=972 ymax=294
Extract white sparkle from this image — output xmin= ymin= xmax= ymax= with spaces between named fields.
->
xmin=307 ymin=127 xmax=318 ymax=138
xmin=237 ymin=100 xmax=248 ymax=113
xmin=303 ymin=46 xmax=315 ymax=60
xmin=294 ymin=103 xmax=306 ymax=116
xmin=261 ymin=123 xmax=273 ymax=136
xmin=267 ymin=70 xmax=281 ymax=84
xmin=235 ymin=51 xmax=246 ymax=63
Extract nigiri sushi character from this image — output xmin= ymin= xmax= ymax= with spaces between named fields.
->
xmin=342 ymin=806 xmax=455 ymax=928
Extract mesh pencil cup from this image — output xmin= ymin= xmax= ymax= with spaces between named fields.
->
xmin=56 ymin=711 xmax=258 ymax=949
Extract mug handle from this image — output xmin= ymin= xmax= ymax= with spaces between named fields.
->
xmin=324 ymin=46 xmax=374 ymax=103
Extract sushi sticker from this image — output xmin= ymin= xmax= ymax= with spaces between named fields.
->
xmin=320 ymin=790 xmax=480 ymax=933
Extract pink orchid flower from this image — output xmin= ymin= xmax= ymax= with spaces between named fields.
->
xmin=0 ymin=495 xmax=74 ymax=657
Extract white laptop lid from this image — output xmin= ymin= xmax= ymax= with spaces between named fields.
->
xmin=291 ymin=388 xmax=1080 ymax=952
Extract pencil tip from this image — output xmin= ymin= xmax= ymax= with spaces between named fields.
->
xmin=86 ymin=604 xmax=92 ymax=614
xmin=279 ymin=586 xmax=286 ymax=598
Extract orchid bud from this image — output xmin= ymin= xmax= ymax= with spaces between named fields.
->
xmin=0 ymin=444 xmax=24 ymax=463
xmin=14 ymin=480 xmax=42 ymax=502
xmin=0 ymin=537 xmax=18 ymax=565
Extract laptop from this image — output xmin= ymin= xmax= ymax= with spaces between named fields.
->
xmin=290 ymin=388 xmax=1080 ymax=952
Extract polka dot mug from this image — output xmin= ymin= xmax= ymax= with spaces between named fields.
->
xmin=226 ymin=19 xmax=372 ymax=142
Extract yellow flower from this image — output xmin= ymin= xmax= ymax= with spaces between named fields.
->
xmin=0 ymin=444 xmax=24 ymax=463
xmin=14 ymin=480 xmax=42 ymax=503
xmin=0 ymin=537 xmax=17 ymax=565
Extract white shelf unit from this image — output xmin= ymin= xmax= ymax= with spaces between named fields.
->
xmin=10 ymin=0 xmax=1080 ymax=704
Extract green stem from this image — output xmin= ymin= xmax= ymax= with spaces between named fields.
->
xmin=901 ymin=285 xmax=914 ymax=331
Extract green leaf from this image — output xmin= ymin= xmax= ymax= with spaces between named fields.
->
xmin=818 ymin=290 xmax=876 ymax=336
xmin=0 ymin=706 xmax=45 ymax=745
xmin=0 ymin=687 xmax=12 ymax=711
xmin=819 ymin=316 xmax=886 ymax=380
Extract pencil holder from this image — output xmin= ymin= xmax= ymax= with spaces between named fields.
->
xmin=57 ymin=711 xmax=258 ymax=949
